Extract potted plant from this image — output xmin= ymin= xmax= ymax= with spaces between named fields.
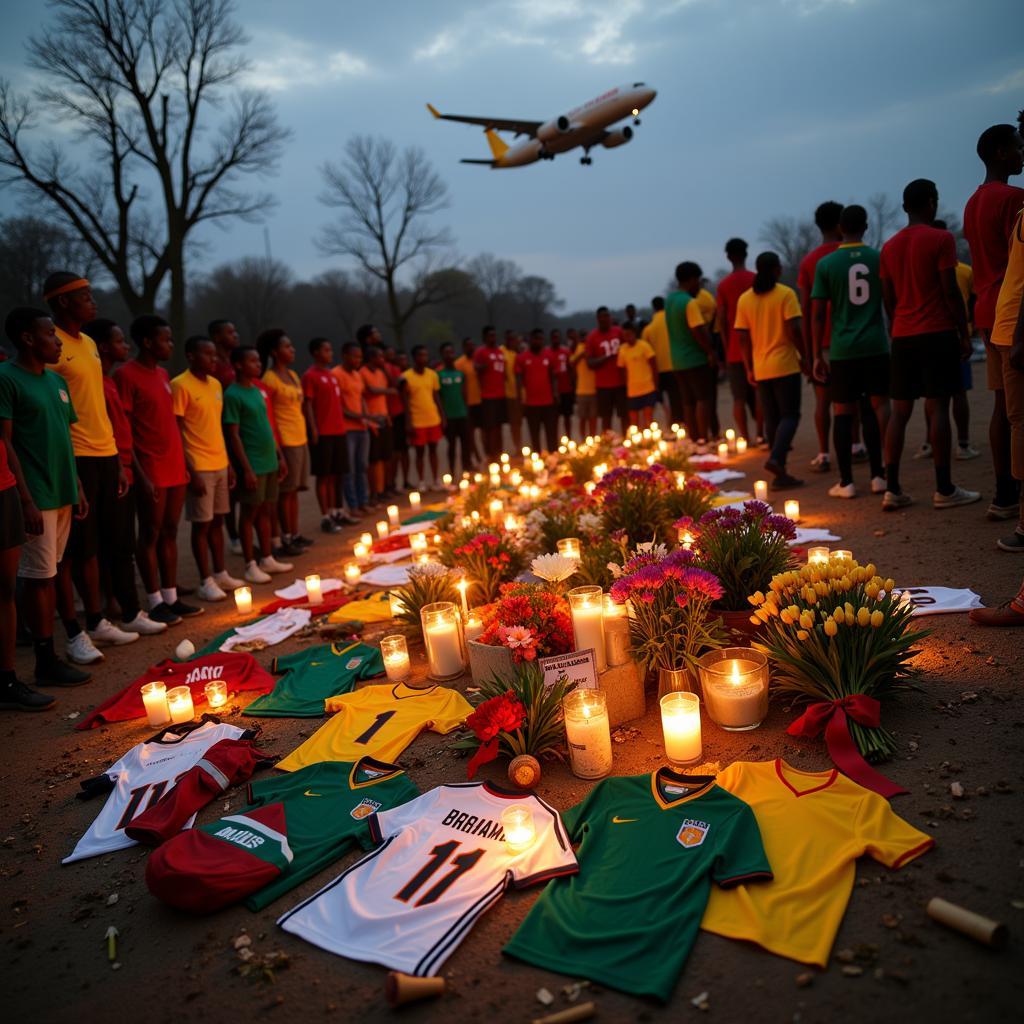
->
xmin=390 ymin=562 xmax=461 ymax=638
xmin=440 ymin=531 xmax=526 ymax=605
xmin=593 ymin=464 xmax=672 ymax=546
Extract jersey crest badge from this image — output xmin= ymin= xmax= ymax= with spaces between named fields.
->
xmin=345 ymin=657 xmax=363 ymax=671
xmin=351 ymin=798 xmax=383 ymax=820
xmin=676 ymin=818 xmax=710 ymax=848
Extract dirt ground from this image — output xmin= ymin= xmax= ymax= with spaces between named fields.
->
xmin=4 ymin=379 xmax=1022 ymax=1024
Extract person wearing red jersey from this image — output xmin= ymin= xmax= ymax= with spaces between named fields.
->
xmin=473 ymin=325 xmax=508 ymax=460
xmin=361 ymin=346 xmax=395 ymax=504
xmin=549 ymin=328 xmax=574 ymax=441
xmin=384 ymin=348 xmax=412 ymax=493
xmin=302 ymin=338 xmax=349 ymax=534
xmin=880 ymin=179 xmax=980 ymax=511
xmin=334 ymin=342 xmax=376 ymax=516
xmin=963 ymin=123 xmax=1024 ymax=521
xmin=586 ymin=306 xmax=626 ymax=434
xmin=207 ymin=319 xmax=241 ymax=551
xmin=517 ymin=329 xmax=558 ymax=453
xmin=717 ymin=238 xmax=761 ymax=443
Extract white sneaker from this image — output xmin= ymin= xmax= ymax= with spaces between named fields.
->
xmin=933 ymin=485 xmax=982 ymax=509
xmin=870 ymin=476 xmax=887 ymax=494
xmin=912 ymin=443 xmax=932 ymax=460
xmin=955 ymin=444 xmax=980 ymax=461
xmin=259 ymin=556 xmax=293 ymax=575
xmin=213 ymin=570 xmax=245 ymax=590
xmin=121 ymin=610 xmax=167 ymax=636
xmin=244 ymin=560 xmax=272 ymax=584
xmin=882 ymin=490 xmax=913 ymax=511
xmin=229 ymin=538 xmax=243 ymax=556
xmin=67 ymin=631 xmax=105 ymax=664
xmin=828 ymin=482 xmax=856 ymax=499
xmin=89 ymin=618 xmax=140 ymax=646
xmin=197 ymin=578 xmax=228 ymax=603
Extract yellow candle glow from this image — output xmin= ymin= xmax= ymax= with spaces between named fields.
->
xmin=414 ymin=552 xmax=431 ymax=565
xmin=359 ymin=531 xmax=373 ymax=547
xmin=681 ymin=530 xmax=695 ymax=550
xmin=464 ymin=614 xmax=484 ymax=642
xmin=725 ymin=428 xmax=736 ymax=452
xmin=234 ymin=586 xmax=252 ymax=615
xmin=510 ymin=469 xmax=522 ymax=486
xmin=488 ymin=463 xmax=500 ymax=476
xmin=529 ymin=485 xmax=541 ymax=499
xmin=421 ymin=601 xmax=465 ymax=679
xmin=736 ymin=437 xmax=748 ymax=454
xmin=557 ymin=537 xmax=582 ymax=561
xmin=602 ymin=594 xmax=630 ymax=667
xmin=807 ymin=546 xmax=830 ymax=565
xmin=442 ymin=473 xmax=452 ymax=487
xmin=459 ymin=479 xmax=470 ymax=492
xmin=140 ymin=681 xmax=169 ymax=727
xmin=488 ymin=498 xmax=503 ymax=523
xmin=675 ymin=471 xmax=687 ymax=489
xmin=410 ymin=532 xmax=428 ymax=554
xmin=380 ymin=634 xmax=411 ymax=682
xmin=754 ymin=479 xmax=769 ymax=502
xmin=521 ymin=446 xmax=531 ymax=458
xmin=831 ymin=549 xmax=853 ymax=562
xmin=386 ymin=504 xmax=400 ymax=527
xmin=470 ymin=510 xmax=480 ymax=522
xmin=504 ymin=513 xmax=519 ymax=532
xmin=717 ymin=441 xmax=729 ymax=460
xmin=409 ymin=491 xmax=421 ymax=510
xmin=456 ymin=578 xmax=470 ymax=618
xmin=698 ymin=647 xmax=769 ymax=731
xmin=353 ymin=541 xmax=370 ymax=563
xmin=660 ymin=691 xmax=702 ymax=766
xmin=568 ymin=585 xmax=606 ymax=672
xmin=500 ymin=452 xmax=509 ymax=464
xmin=166 ymin=685 xmax=195 ymax=725
xmin=501 ymin=804 xmax=536 ymax=854
xmin=305 ymin=574 xmax=323 ymax=605
xmin=204 ymin=680 xmax=228 ymax=709
xmin=433 ymin=532 xmax=442 ymax=545
xmin=784 ymin=499 xmax=801 ymax=522
xmin=490 ymin=474 xmax=501 ymax=487
xmin=474 ymin=473 xmax=484 ymax=483
xmin=584 ymin=481 xmax=596 ymax=495
xmin=344 ymin=562 xmax=361 ymax=584
xmin=562 ymin=689 xmax=613 ymax=779
xmin=388 ymin=592 xmax=406 ymax=617
xmin=376 ymin=520 xmax=389 ymax=539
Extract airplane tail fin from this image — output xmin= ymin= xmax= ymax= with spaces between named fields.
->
xmin=426 ymin=103 xmax=441 ymax=119
xmin=485 ymin=129 xmax=509 ymax=161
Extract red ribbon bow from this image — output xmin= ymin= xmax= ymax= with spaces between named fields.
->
xmin=787 ymin=695 xmax=907 ymax=798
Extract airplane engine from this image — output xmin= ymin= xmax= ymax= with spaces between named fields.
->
xmin=601 ymin=126 xmax=634 ymax=149
xmin=536 ymin=115 xmax=576 ymax=143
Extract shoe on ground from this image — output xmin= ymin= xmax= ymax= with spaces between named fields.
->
xmin=771 ymin=474 xmax=804 ymax=491
xmin=67 ymin=632 xmax=105 ymax=664
xmin=851 ymin=444 xmax=868 ymax=463
xmin=882 ymin=490 xmax=913 ymax=511
xmin=168 ymin=599 xmax=203 ymax=618
xmin=274 ymin=542 xmax=305 ymax=558
xmin=996 ymin=531 xmax=1024 ymax=552
xmin=244 ymin=560 xmax=272 ymax=584
xmin=148 ymin=601 xmax=183 ymax=626
xmin=259 ymin=556 xmax=293 ymax=574
xmin=955 ymin=443 xmax=980 ymax=461
xmin=870 ymin=476 xmax=887 ymax=494
xmin=968 ymin=602 xmax=1024 ymax=627
xmin=933 ymin=486 xmax=981 ymax=510
xmin=320 ymin=516 xmax=343 ymax=534
xmin=88 ymin=619 xmax=138 ymax=646
xmin=0 ymin=678 xmax=56 ymax=711
xmin=121 ymin=610 xmax=168 ymax=636
xmin=197 ymin=578 xmax=228 ymax=602
xmin=829 ymin=481 xmax=856 ymax=499
xmin=809 ymin=453 xmax=831 ymax=473
xmin=911 ymin=443 xmax=932 ymax=460
xmin=213 ymin=569 xmax=245 ymax=590
xmin=35 ymin=657 xmax=91 ymax=687
xmin=228 ymin=538 xmax=243 ymax=556
xmin=292 ymin=535 xmax=314 ymax=548
xmin=336 ymin=512 xmax=360 ymax=525
xmin=987 ymin=501 xmax=1021 ymax=521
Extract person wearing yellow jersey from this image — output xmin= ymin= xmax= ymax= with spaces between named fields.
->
xmin=570 ymin=327 xmax=597 ymax=438
xmin=695 ymin=282 xmax=722 ymax=436
xmin=641 ymin=296 xmax=678 ymax=423
xmin=399 ymin=345 xmax=445 ymax=490
xmin=615 ymin=326 xmax=659 ymax=429
xmin=502 ymin=331 xmax=523 ymax=449
xmin=455 ymin=337 xmax=484 ymax=466
xmin=44 ymin=272 xmax=136 ymax=665
xmin=258 ymin=329 xmax=312 ymax=559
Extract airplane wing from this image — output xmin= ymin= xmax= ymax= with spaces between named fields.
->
xmin=427 ymin=103 xmax=542 ymax=137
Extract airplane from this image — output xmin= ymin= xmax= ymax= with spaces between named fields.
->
xmin=426 ymin=82 xmax=656 ymax=168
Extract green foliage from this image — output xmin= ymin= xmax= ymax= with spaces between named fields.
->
xmin=392 ymin=569 xmax=459 ymax=636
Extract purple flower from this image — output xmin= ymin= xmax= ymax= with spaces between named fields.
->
xmin=763 ymin=513 xmax=798 ymax=539
xmin=741 ymin=499 xmax=772 ymax=518
xmin=680 ymin=567 xmax=725 ymax=601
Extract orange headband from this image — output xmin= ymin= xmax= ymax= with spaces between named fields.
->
xmin=43 ymin=278 xmax=90 ymax=301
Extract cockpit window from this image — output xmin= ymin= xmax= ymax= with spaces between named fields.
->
xmin=633 ymin=82 xmax=645 ymax=87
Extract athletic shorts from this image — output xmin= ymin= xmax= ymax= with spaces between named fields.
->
xmin=468 ymin=404 xmax=483 ymax=429
xmin=575 ymin=392 xmax=597 ymax=423
xmin=392 ymin=413 xmax=408 ymax=451
xmin=239 ymin=470 xmax=279 ymax=507
xmin=185 ymin=468 xmax=230 ymax=523
xmin=18 ymin=505 xmax=71 ymax=579
xmin=311 ymin=434 xmax=347 ymax=477
xmin=677 ymin=364 xmax=716 ymax=406
xmin=481 ymin=397 xmax=508 ymax=430
xmin=890 ymin=332 xmax=961 ymax=401
xmin=0 ymin=486 xmax=26 ymax=550
xmin=727 ymin=362 xmax=756 ymax=402
xmin=628 ymin=391 xmax=658 ymax=411
xmin=369 ymin=423 xmax=394 ymax=463
xmin=68 ymin=453 xmax=120 ymax=560
xmin=410 ymin=423 xmax=442 ymax=447
xmin=558 ymin=392 xmax=575 ymax=418
xmin=596 ymin=386 xmax=626 ymax=424
xmin=280 ymin=444 xmax=309 ymax=493
xmin=829 ymin=353 xmax=890 ymax=405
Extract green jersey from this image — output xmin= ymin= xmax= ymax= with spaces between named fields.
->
xmin=504 ymin=769 xmax=772 ymax=1002
xmin=223 ymin=382 xmax=277 ymax=474
xmin=437 ymin=367 xmax=467 ymax=419
xmin=0 ymin=363 xmax=78 ymax=509
xmin=243 ymin=758 xmax=418 ymax=910
xmin=246 ymin=642 xmax=385 ymax=717
xmin=664 ymin=290 xmax=707 ymax=370
xmin=810 ymin=243 xmax=889 ymax=360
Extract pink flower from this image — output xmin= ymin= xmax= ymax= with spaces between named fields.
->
xmin=499 ymin=625 xmax=538 ymax=661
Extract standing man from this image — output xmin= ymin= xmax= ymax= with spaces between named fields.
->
xmin=384 ymin=348 xmax=412 ymax=493
xmin=302 ymin=338 xmax=348 ymax=534
xmin=616 ymin=325 xmax=659 ymax=429
xmin=879 ymin=179 xmax=980 ymax=511
xmin=335 ymin=342 xmax=374 ymax=517
xmin=473 ymin=326 xmax=508 ymax=461
xmin=570 ymin=328 xmax=597 ymax=439
xmin=517 ymin=329 xmax=558 ymax=453
xmin=356 ymin=324 xmax=382 ymax=353
xmin=811 ymin=205 xmax=890 ymax=499
xmin=208 ymin=319 xmax=241 ymax=553
xmin=455 ymin=337 xmax=483 ymax=468
xmin=439 ymin=342 xmax=472 ymax=477
xmin=665 ymin=264 xmax=716 ymax=444
xmin=963 ymin=123 xmax=1024 ymax=521
xmin=502 ymin=330 xmax=523 ymax=450
xmin=642 ymin=296 xmax=676 ymax=425
xmin=172 ymin=335 xmax=245 ymax=602
xmin=586 ymin=306 xmax=626 ymax=435
xmin=400 ymin=345 xmax=445 ymax=489
xmin=716 ymin=239 xmax=760 ymax=442
xmin=549 ymin=328 xmax=575 ymax=442
xmin=361 ymin=346 xmax=395 ymax=504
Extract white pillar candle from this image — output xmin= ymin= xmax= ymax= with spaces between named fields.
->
xmin=359 ymin=531 xmax=374 ymax=547
xmin=410 ymin=532 xmax=428 ymax=554
xmin=557 ymin=537 xmax=582 ymax=561
xmin=140 ymin=681 xmax=169 ymax=727
xmin=421 ymin=601 xmax=465 ymax=679
xmin=602 ymin=595 xmax=631 ymax=667
xmin=736 ymin=437 xmax=748 ymax=454
xmin=717 ymin=441 xmax=729 ymax=460
xmin=562 ymin=689 xmax=612 ymax=779
xmin=353 ymin=541 xmax=370 ymax=563
xmin=409 ymin=491 xmax=421 ymax=511
xmin=831 ymin=549 xmax=853 ymax=563
xmin=234 ymin=586 xmax=252 ymax=615
xmin=698 ymin=648 xmax=769 ymax=732
xmin=489 ymin=473 xmax=501 ymax=487
xmin=166 ymin=685 xmax=195 ymax=725
xmin=459 ymin=479 xmax=470 ymax=493
xmin=568 ymin=586 xmax=607 ymax=672
xmin=807 ymin=546 xmax=830 ymax=566
xmin=488 ymin=498 xmax=503 ymax=523
xmin=725 ymin=428 xmax=736 ymax=452
xmin=204 ymin=680 xmax=228 ymax=709
xmin=456 ymin=578 xmax=470 ymax=618
xmin=754 ymin=480 xmax=769 ymax=502
xmin=464 ymin=614 xmax=484 ymax=642
xmin=442 ymin=473 xmax=452 ymax=488
xmin=344 ymin=562 xmax=361 ymax=584
xmin=380 ymin=634 xmax=411 ymax=682
xmin=376 ymin=520 xmax=390 ymax=539
xmin=501 ymin=804 xmax=536 ymax=854
xmin=387 ymin=504 xmax=400 ymax=527
xmin=660 ymin=691 xmax=702 ymax=766
xmin=305 ymin=574 xmax=323 ymax=605
xmin=503 ymin=513 xmax=519 ymax=532
xmin=784 ymin=499 xmax=801 ymax=522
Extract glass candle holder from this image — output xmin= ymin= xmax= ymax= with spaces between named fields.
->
xmin=410 ymin=532 xmax=428 ymax=554
xmin=717 ymin=441 xmax=729 ymax=460
xmin=359 ymin=531 xmax=374 ymax=548
xmin=376 ymin=520 xmax=389 ymax=539
xmin=736 ymin=437 xmax=748 ymax=454
xmin=140 ymin=681 xmax=169 ymax=727
xmin=380 ymin=634 xmax=411 ymax=682
xmin=409 ymin=491 xmax=421 ymax=511
xmin=387 ymin=504 xmax=400 ymax=527
xmin=388 ymin=592 xmax=406 ymax=618
xmin=725 ymin=428 xmax=736 ymax=452
xmin=784 ymin=499 xmax=801 ymax=521
xmin=562 ymin=689 xmax=612 ymax=779
xmin=807 ymin=546 xmax=830 ymax=566
xmin=567 ymin=585 xmax=607 ymax=672
xmin=344 ymin=562 xmax=361 ymax=584
xmin=234 ymin=586 xmax=252 ymax=615
xmin=305 ymin=573 xmax=323 ymax=605
xmin=754 ymin=479 xmax=769 ymax=502
xmin=353 ymin=542 xmax=370 ymax=563
xmin=166 ymin=685 xmax=195 ymax=725
xmin=420 ymin=601 xmax=465 ymax=680
xmin=464 ymin=614 xmax=484 ymax=643
xmin=204 ymin=680 xmax=228 ymax=709
xmin=660 ymin=691 xmax=702 ymax=766
xmin=501 ymin=804 xmax=536 ymax=854
xmin=442 ymin=473 xmax=453 ymax=488
xmin=557 ymin=537 xmax=582 ymax=561
xmin=698 ymin=647 xmax=769 ymax=732
xmin=831 ymin=549 xmax=853 ymax=563
xmin=602 ymin=594 xmax=631 ymax=667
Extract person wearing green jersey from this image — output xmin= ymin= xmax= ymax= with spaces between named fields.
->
xmin=438 ymin=342 xmax=472 ymax=477
xmin=665 ymin=261 xmax=717 ymax=445
xmin=812 ymin=204 xmax=891 ymax=499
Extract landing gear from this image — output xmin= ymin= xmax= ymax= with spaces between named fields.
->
xmin=633 ymin=117 xmax=641 ymax=126
xmin=579 ymin=152 xmax=593 ymax=165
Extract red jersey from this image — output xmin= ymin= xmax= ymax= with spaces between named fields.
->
xmin=963 ymin=182 xmax=1024 ymax=330
xmin=474 ymin=345 xmax=507 ymax=399
xmin=585 ymin=328 xmax=625 ymax=389
xmin=880 ymin=224 xmax=959 ymax=337
xmin=211 ymin=356 xmax=235 ymax=390
xmin=361 ymin=366 xmax=389 ymax=417
xmin=798 ymin=242 xmax=841 ymax=349
xmin=550 ymin=346 xmax=572 ymax=394
xmin=716 ymin=269 xmax=757 ymax=363
xmin=102 ymin=375 xmax=134 ymax=484
xmin=516 ymin=349 xmax=556 ymax=406
xmin=0 ymin=432 xmax=15 ymax=491
xmin=301 ymin=366 xmax=345 ymax=436
xmin=384 ymin=363 xmax=405 ymax=416
xmin=114 ymin=361 xmax=188 ymax=488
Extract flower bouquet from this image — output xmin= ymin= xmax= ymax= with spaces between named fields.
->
xmin=663 ymin=474 xmax=718 ymax=527
xmin=530 ymin=552 xmax=579 ymax=596
xmin=390 ymin=562 xmax=461 ymax=636
xmin=440 ymin=531 xmax=526 ymax=604
xmin=478 ymin=582 xmax=575 ymax=663
xmin=594 ymin=464 xmax=672 ymax=546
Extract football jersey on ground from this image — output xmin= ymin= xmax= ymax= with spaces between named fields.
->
xmin=63 ymin=721 xmax=247 ymax=864
xmin=702 ymin=760 xmax=933 ymax=967
xmin=274 ymin=683 xmax=473 ymax=772
xmin=278 ymin=782 xmax=577 ymax=975
xmin=504 ymin=769 xmax=772 ymax=1002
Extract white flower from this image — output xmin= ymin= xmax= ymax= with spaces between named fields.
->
xmin=634 ymin=540 xmax=668 ymax=558
xmin=607 ymin=561 xmax=625 ymax=579
xmin=409 ymin=561 xmax=449 ymax=579
xmin=578 ymin=512 xmax=602 ymax=534
xmin=531 ymin=553 xmax=578 ymax=584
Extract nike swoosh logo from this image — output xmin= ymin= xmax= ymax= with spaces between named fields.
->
xmin=303 ymin=790 xmax=323 ymax=797
xmin=611 ymin=816 xmax=638 ymax=824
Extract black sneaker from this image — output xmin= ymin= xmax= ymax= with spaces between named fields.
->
xmin=274 ymin=542 xmax=305 ymax=558
xmin=321 ymin=516 xmax=343 ymax=535
xmin=771 ymin=474 xmax=806 ymax=491
xmin=292 ymin=535 xmax=314 ymax=548
xmin=0 ymin=678 xmax=56 ymax=711
xmin=168 ymin=599 xmax=203 ymax=618
xmin=34 ymin=658 xmax=91 ymax=687
xmin=149 ymin=602 xmax=183 ymax=626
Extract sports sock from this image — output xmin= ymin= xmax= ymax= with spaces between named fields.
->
xmin=885 ymin=463 xmax=900 ymax=495
xmin=860 ymin=406 xmax=884 ymax=478
xmin=33 ymin=636 xmax=55 ymax=666
xmin=63 ymin=617 xmax=81 ymax=639
xmin=833 ymin=414 xmax=853 ymax=486
xmin=994 ymin=474 xmax=1020 ymax=507
xmin=85 ymin=612 xmax=103 ymax=631
xmin=147 ymin=591 xmax=162 ymax=610
xmin=160 ymin=587 xmax=178 ymax=606
xmin=935 ymin=465 xmax=953 ymax=495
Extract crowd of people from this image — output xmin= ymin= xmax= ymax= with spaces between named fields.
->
xmin=1 ymin=118 xmax=1023 ymax=713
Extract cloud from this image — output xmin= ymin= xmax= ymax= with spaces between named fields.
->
xmin=241 ymin=33 xmax=369 ymax=92
xmin=981 ymin=67 xmax=1024 ymax=95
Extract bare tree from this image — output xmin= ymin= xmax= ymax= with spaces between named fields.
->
xmin=759 ymin=216 xmax=818 ymax=283
xmin=317 ymin=135 xmax=465 ymax=347
xmin=0 ymin=214 xmax=100 ymax=307
xmin=192 ymin=256 xmax=292 ymax=340
xmin=466 ymin=252 xmax=522 ymax=322
xmin=0 ymin=0 xmax=288 ymax=341
xmin=936 ymin=208 xmax=971 ymax=263
xmin=866 ymin=192 xmax=902 ymax=249
xmin=516 ymin=274 xmax=564 ymax=327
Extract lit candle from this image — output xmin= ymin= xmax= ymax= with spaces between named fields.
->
xmin=433 ymin=533 xmax=442 ymax=545
xmin=529 ymin=485 xmax=541 ymax=499
xmin=305 ymin=574 xmax=323 ymax=605
xmin=660 ymin=691 xmax=702 ymax=766
xmin=500 ymin=452 xmax=509 ymax=464
xmin=166 ymin=685 xmax=195 ymax=725
xmin=784 ymin=499 xmax=801 ymax=522
xmin=353 ymin=541 xmax=370 ymax=563
xmin=489 ymin=473 xmax=501 ymax=487
xmin=504 ymin=513 xmax=519 ymax=532
xmin=387 ymin=504 xmax=400 ymax=527
xmin=376 ymin=520 xmax=389 ymax=539
xmin=474 ymin=473 xmax=484 ymax=483
xmin=456 ymin=578 xmax=469 ymax=618
xmin=442 ymin=473 xmax=453 ymax=488
xmin=680 ymin=530 xmax=695 ymax=551
xmin=140 ymin=681 xmax=169 ymax=727
xmin=568 ymin=585 xmax=607 ymax=672
xmin=593 ymin=463 xmax=607 ymax=481
xmin=488 ymin=463 xmax=500 ymax=476
xmin=421 ymin=601 xmax=465 ymax=679
xmin=409 ymin=491 xmax=421 ymax=511
xmin=488 ymin=498 xmax=503 ymax=523
xmin=717 ymin=441 xmax=729 ymax=460
xmin=583 ymin=481 xmax=596 ymax=495
xmin=675 ymin=471 xmax=687 ymax=489
xmin=234 ymin=586 xmax=252 ymax=615
xmin=736 ymin=437 xmax=748 ymax=454
xmin=602 ymin=595 xmax=630 ymax=667
xmin=698 ymin=648 xmax=769 ymax=731
xmin=754 ymin=479 xmax=769 ymax=502
xmin=501 ymin=462 xmax=510 ymax=474
xmin=414 ymin=552 xmax=431 ymax=565
xmin=725 ymin=428 xmax=736 ymax=452
xmin=459 ymin=479 xmax=470 ymax=493
xmin=380 ymin=634 xmax=411 ymax=682
xmin=807 ymin=546 xmax=830 ymax=566
xmin=509 ymin=470 xmax=522 ymax=486
xmin=521 ymin=446 xmax=531 ymax=458
xmin=501 ymin=804 xmax=536 ymax=854
xmin=831 ymin=549 xmax=853 ymax=562
xmin=557 ymin=537 xmax=582 ymax=561
xmin=204 ymin=679 xmax=228 ymax=709
xmin=360 ymin=531 xmax=374 ymax=547
xmin=388 ymin=592 xmax=406 ymax=617
xmin=410 ymin=532 xmax=428 ymax=554
xmin=464 ymin=614 xmax=484 ymax=642
xmin=562 ymin=689 xmax=613 ymax=779
xmin=470 ymin=510 xmax=480 ymax=522
xmin=344 ymin=562 xmax=361 ymax=584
